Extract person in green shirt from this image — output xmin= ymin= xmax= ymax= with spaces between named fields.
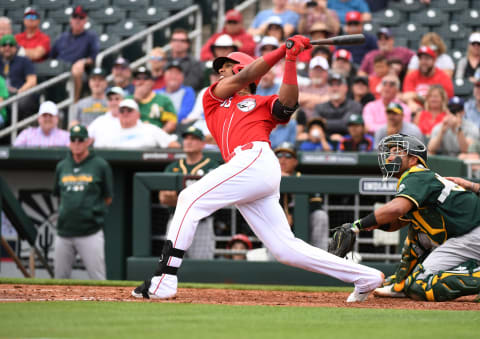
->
xmin=0 ymin=75 xmax=8 ymax=128
xmin=53 ymin=124 xmax=113 ymax=280
xmin=329 ymin=133 xmax=480 ymax=302
xmin=159 ymin=126 xmax=219 ymax=259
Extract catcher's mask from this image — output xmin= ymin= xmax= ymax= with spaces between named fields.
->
xmin=377 ymin=134 xmax=427 ymax=180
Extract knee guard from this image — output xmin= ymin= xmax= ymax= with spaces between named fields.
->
xmin=405 ymin=261 xmax=480 ymax=302
xmin=153 ymin=240 xmax=185 ymax=276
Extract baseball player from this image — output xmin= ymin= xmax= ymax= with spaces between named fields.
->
xmin=132 ymin=35 xmax=384 ymax=302
xmin=329 ymin=134 xmax=480 ymax=301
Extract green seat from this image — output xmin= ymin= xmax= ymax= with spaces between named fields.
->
xmin=430 ymin=0 xmax=468 ymax=13
xmin=98 ymin=33 xmax=121 ymax=51
xmin=2 ymin=0 xmax=29 ymax=10
xmin=453 ymin=78 xmax=473 ymax=99
xmin=40 ymin=20 xmax=63 ymax=40
xmin=84 ymin=20 xmax=104 ymax=37
xmin=89 ymin=7 xmax=127 ymax=25
xmin=371 ymin=8 xmax=405 ymax=27
xmin=452 ymin=9 xmax=480 ymax=28
xmin=49 ymin=7 xmax=75 ymax=25
xmin=152 ymin=0 xmax=194 ymax=11
xmin=409 ymin=8 xmax=448 ymax=27
xmin=35 ymin=59 xmax=70 ymax=78
xmin=75 ymin=0 xmax=105 ymax=11
xmin=391 ymin=23 xmax=429 ymax=41
xmin=37 ymin=0 xmax=70 ymax=11
xmin=129 ymin=7 xmax=169 ymax=24
xmin=112 ymin=0 xmax=149 ymax=11
xmin=106 ymin=20 xmax=147 ymax=38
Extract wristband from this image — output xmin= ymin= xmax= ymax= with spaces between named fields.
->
xmin=282 ymin=59 xmax=298 ymax=85
xmin=263 ymin=45 xmax=286 ymax=67
xmin=354 ymin=212 xmax=378 ymax=230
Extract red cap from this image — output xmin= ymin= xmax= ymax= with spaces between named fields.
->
xmin=333 ymin=49 xmax=352 ymax=62
xmin=72 ymin=5 xmax=87 ymax=19
xmin=225 ymin=9 xmax=243 ymax=22
xmin=346 ymin=11 xmax=362 ymax=23
xmin=417 ymin=46 xmax=436 ymax=59
xmin=227 ymin=234 xmax=253 ymax=250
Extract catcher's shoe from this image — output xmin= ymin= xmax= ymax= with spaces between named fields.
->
xmin=346 ymin=290 xmax=371 ymax=302
xmin=374 ymin=284 xmax=406 ymax=298
xmin=131 ymin=275 xmax=177 ymax=299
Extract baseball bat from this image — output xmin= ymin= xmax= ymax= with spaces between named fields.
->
xmin=310 ymin=34 xmax=366 ymax=46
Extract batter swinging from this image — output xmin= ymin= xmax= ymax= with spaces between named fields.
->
xmin=132 ymin=35 xmax=384 ymax=302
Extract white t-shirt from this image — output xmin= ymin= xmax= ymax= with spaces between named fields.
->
xmin=88 ymin=111 xmax=120 ymax=147
xmin=408 ymin=53 xmax=455 ymax=71
xmin=94 ymin=120 xmax=177 ymax=149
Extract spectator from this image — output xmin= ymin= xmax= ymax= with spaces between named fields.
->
xmin=465 ymin=70 xmax=480 ymax=128
xmin=132 ymin=66 xmax=177 ymax=133
xmin=414 ymin=85 xmax=448 ymax=137
xmin=297 ymin=22 xmax=333 ymax=64
xmin=257 ymin=69 xmax=280 ymax=96
xmin=336 ymin=11 xmax=377 ymax=66
xmin=408 ymin=32 xmax=455 ymax=78
xmin=227 ymin=234 xmax=252 ymax=260
xmin=428 ymin=96 xmax=479 ymax=157
xmin=73 ymin=67 xmax=108 ymax=127
xmin=15 ymin=7 xmax=50 ymax=63
xmin=298 ymin=56 xmax=330 ymax=120
xmin=166 ymin=28 xmax=204 ymax=91
xmin=296 ymin=0 xmax=340 ymax=36
xmin=363 ymin=74 xmax=411 ymax=134
xmin=159 ymin=126 xmax=219 ymax=259
xmin=200 ymin=9 xmax=255 ymax=61
xmin=299 ymin=118 xmax=333 ymax=151
xmin=94 ymin=99 xmax=179 ymax=149
xmin=275 ymin=141 xmax=330 ymax=249
xmin=339 ymin=113 xmax=374 ymax=151
xmin=455 ymin=32 xmax=480 ymax=82
xmin=374 ymin=102 xmax=423 ymax=147
xmin=0 ymin=34 xmax=38 ymax=120
xmin=359 ymin=27 xmax=414 ymax=77
xmin=13 ymin=101 xmax=69 ymax=147
xmin=349 ymin=75 xmax=374 ymax=107
xmin=0 ymin=17 xmax=12 ymax=40
xmin=402 ymin=46 xmax=454 ymax=112
xmin=327 ymin=0 xmax=372 ymax=24
xmin=263 ymin=16 xmax=287 ymax=44
xmin=201 ymin=35 xmax=236 ymax=88
xmin=249 ymin=0 xmax=300 ymax=38
xmin=0 ymin=75 xmax=8 ymax=128
xmin=50 ymin=6 xmax=99 ymax=102
xmin=53 ymin=124 xmax=113 ymax=280
xmin=88 ymin=86 xmax=124 ymax=147
xmin=155 ymin=60 xmax=195 ymax=124
xmin=270 ymin=117 xmax=297 ymax=149
xmin=111 ymin=56 xmax=134 ymax=95
xmin=312 ymin=72 xmax=362 ymax=139
xmin=255 ymin=36 xmax=286 ymax=85
xmin=149 ymin=48 xmax=167 ymax=91
xmin=331 ymin=49 xmax=357 ymax=86
xmin=369 ymin=54 xmax=390 ymax=99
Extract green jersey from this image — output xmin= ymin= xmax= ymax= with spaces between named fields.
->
xmin=0 ymin=76 xmax=8 ymax=126
xmin=136 ymin=93 xmax=177 ymax=128
xmin=165 ymin=156 xmax=219 ymax=176
xmin=53 ymin=151 xmax=113 ymax=237
xmin=396 ymin=165 xmax=480 ymax=245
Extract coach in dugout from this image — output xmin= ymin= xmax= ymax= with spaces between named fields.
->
xmin=53 ymin=124 xmax=113 ymax=280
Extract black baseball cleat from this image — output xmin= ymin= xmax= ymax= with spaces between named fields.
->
xmin=132 ymin=280 xmax=152 ymax=299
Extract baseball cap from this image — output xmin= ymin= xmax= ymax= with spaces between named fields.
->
xmin=212 ymin=34 xmax=235 ymax=48
xmin=353 ymin=75 xmax=369 ymax=86
xmin=24 ymin=7 xmax=40 ymax=18
xmin=469 ymin=32 xmax=480 ymax=44
xmin=328 ymin=72 xmax=347 ymax=85
xmin=72 ymin=5 xmax=87 ymax=19
xmin=258 ymin=35 xmax=279 ymax=51
xmin=227 ymin=234 xmax=253 ymax=250
xmin=89 ymin=67 xmax=106 ymax=78
xmin=113 ymin=56 xmax=130 ymax=68
xmin=106 ymin=86 xmax=125 ymax=97
xmin=119 ymin=99 xmax=139 ymax=111
xmin=182 ymin=126 xmax=204 ymax=140
xmin=448 ymin=96 xmax=465 ymax=113
xmin=310 ymin=22 xmax=330 ymax=34
xmin=347 ymin=114 xmax=364 ymax=125
xmin=274 ymin=141 xmax=297 ymax=158
xmin=345 ymin=11 xmax=362 ymax=23
xmin=225 ymin=9 xmax=243 ymax=22
xmin=70 ymin=124 xmax=88 ymax=139
xmin=309 ymin=56 xmax=329 ymax=70
xmin=377 ymin=27 xmax=392 ymax=38
xmin=333 ymin=49 xmax=352 ymax=62
xmin=386 ymin=102 xmax=403 ymax=115
xmin=0 ymin=34 xmax=17 ymax=46
xmin=417 ymin=46 xmax=436 ymax=59
xmin=133 ymin=66 xmax=152 ymax=79
xmin=38 ymin=101 xmax=58 ymax=116
xmin=164 ymin=59 xmax=183 ymax=72
xmin=266 ymin=16 xmax=283 ymax=28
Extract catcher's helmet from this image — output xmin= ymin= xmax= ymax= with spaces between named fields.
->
xmin=377 ymin=133 xmax=427 ymax=179
xmin=213 ymin=52 xmax=260 ymax=88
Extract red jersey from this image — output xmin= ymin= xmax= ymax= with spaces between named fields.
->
xmin=203 ymin=82 xmax=280 ymax=161
xmin=15 ymin=30 xmax=51 ymax=62
xmin=417 ymin=110 xmax=447 ymax=136
xmin=403 ymin=68 xmax=454 ymax=98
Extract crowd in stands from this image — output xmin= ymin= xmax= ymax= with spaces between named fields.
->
xmin=1 ymin=0 xmax=480 ymax=171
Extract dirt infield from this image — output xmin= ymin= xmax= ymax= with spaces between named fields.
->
xmin=0 ymin=284 xmax=479 ymax=310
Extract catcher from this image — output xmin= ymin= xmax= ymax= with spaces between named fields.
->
xmin=328 ymin=133 xmax=480 ymax=301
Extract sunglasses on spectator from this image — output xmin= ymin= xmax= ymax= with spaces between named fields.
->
xmin=171 ymin=38 xmax=188 ymax=43
xmin=382 ymin=80 xmax=398 ymax=87
xmin=72 ymin=14 xmax=86 ymax=19
xmin=24 ymin=14 xmax=39 ymax=20
xmin=226 ymin=20 xmax=239 ymax=24
xmin=70 ymin=137 xmax=85 ymax=143
xmin=346 ymin=21 xmax=361 ymax=26
xmin=276 ymin=152 xmax=294 ymax=159
xmin=119 ymin=108 xmax=135 ymax=114
xmin=475 ymin=84 xmax=480 ymax=88
xmin=471 ymin=42 xmax=480 ymax=46
xmin=149 ymin=56 xmax=164 ymax=61
xmin=1 ymin=43 xmax=16 ymax=47
xmin=378 ymin=35 xmax=390 ymax=41
xmin=134 ymin=75 xmax=150 ymax=81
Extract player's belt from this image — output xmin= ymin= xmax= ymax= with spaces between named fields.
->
xmin=225 ymin=142 xmax=254 ymax=162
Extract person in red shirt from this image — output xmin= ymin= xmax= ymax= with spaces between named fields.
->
xmin=200 ymin=9 xmax=256 ymax=61
xmin=132 ymin=36 xmax=384 ymax=303
xmin=15 ymin=7 xmax=50 ymax=63
xmin=402 ymin=46 xmax=454 ymax=113
xmin=414 ymin=84 xmax=448 ymax=137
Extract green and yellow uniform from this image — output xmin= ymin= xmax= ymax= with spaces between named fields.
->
xmin=165 ymin=156 xmax=219 ymax=180
xmin=135 ymin=92 xmax=177 ymax=128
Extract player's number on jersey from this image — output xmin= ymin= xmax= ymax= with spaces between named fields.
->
xmin=435 ymin=174 xmax=465 ymax=203
xmin=220 ymin=98 xmax=232 ymax=108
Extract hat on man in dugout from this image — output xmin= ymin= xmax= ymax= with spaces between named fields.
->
xmin=274 ymin=141 xmax=297 ymax=158
xmin=39 ymin=101 xmax=58 ymax=116
xmin=347 ymin=114 xmax=364 ymax=125
xmin=119 ymin=98 xmax=139 ymax=111
xmin=70 ymin=124 xmax=88 ymax=139
xmin=386 ymin=102 xmax=403 ymax=115
xmin=182 ymin=126 xmax=204 ymax=140
xmin=0 ymin=34 xmax=17 ymax=46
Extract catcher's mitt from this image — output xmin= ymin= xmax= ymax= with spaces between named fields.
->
xmin=327 ymin=223 xmax=357 ymax=258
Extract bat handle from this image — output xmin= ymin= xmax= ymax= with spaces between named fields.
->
xmin=285 ymin=39 xmax=294 ymax=49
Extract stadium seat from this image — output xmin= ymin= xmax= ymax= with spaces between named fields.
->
xmin=84 ymin=20 xmax=103 ymax=37
xmin=452 ymin=9 xmax=480 ymax=28
xmin=430 ymin=0 xmax=469 ymax=13
xmin=36 ymin=0 xmax=70 ymax=11
xmin=152 ymin=0 xmax=194 ymax=11
xmin=453 ymin=78 xmax=474 ymax=98
xmin=362 ymin=22 xmax=380 ymax=35
xmin=391 ymin=23 xmax=429 ymax=41
xmin=371 ymin=8 xmax=405 ymax=26
xmin=49 ymin=7 xmax=75 ymax=25
xmin=129 ymin=7 xmax=169 ymax=24
xmin=74 ymin=0 xmax=105 ymax=11
xmin=11 ymin=24 xmax=22 ymax=35
xmin=88 ymin=7 xmax=127 ymax=25
xmin=409 ymin=8 xmax=448 ymax=27
xmin=1 ymin=0 xmax=29 ymax=10
xmin=40 ymin=20 xmax=63 ymax=40
xmin=389 ymin=0 xmax=427 ymax=14
xmin=35 ymin=59 xmax=70 ymax=78
xmin=106 ymin=20 xmax=147 ymax=38
xmin=452 ymin=38 xmax=469 ymax=51
xmin=98 ymin=33 xmax=121 ymax=51
xmin=112 ymin=0 xmax=149 ymax=11
xmin=436 ymin=22 xmax=469 ymax=41
xmin=450 ymin=49 xmax=464 ymax=62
